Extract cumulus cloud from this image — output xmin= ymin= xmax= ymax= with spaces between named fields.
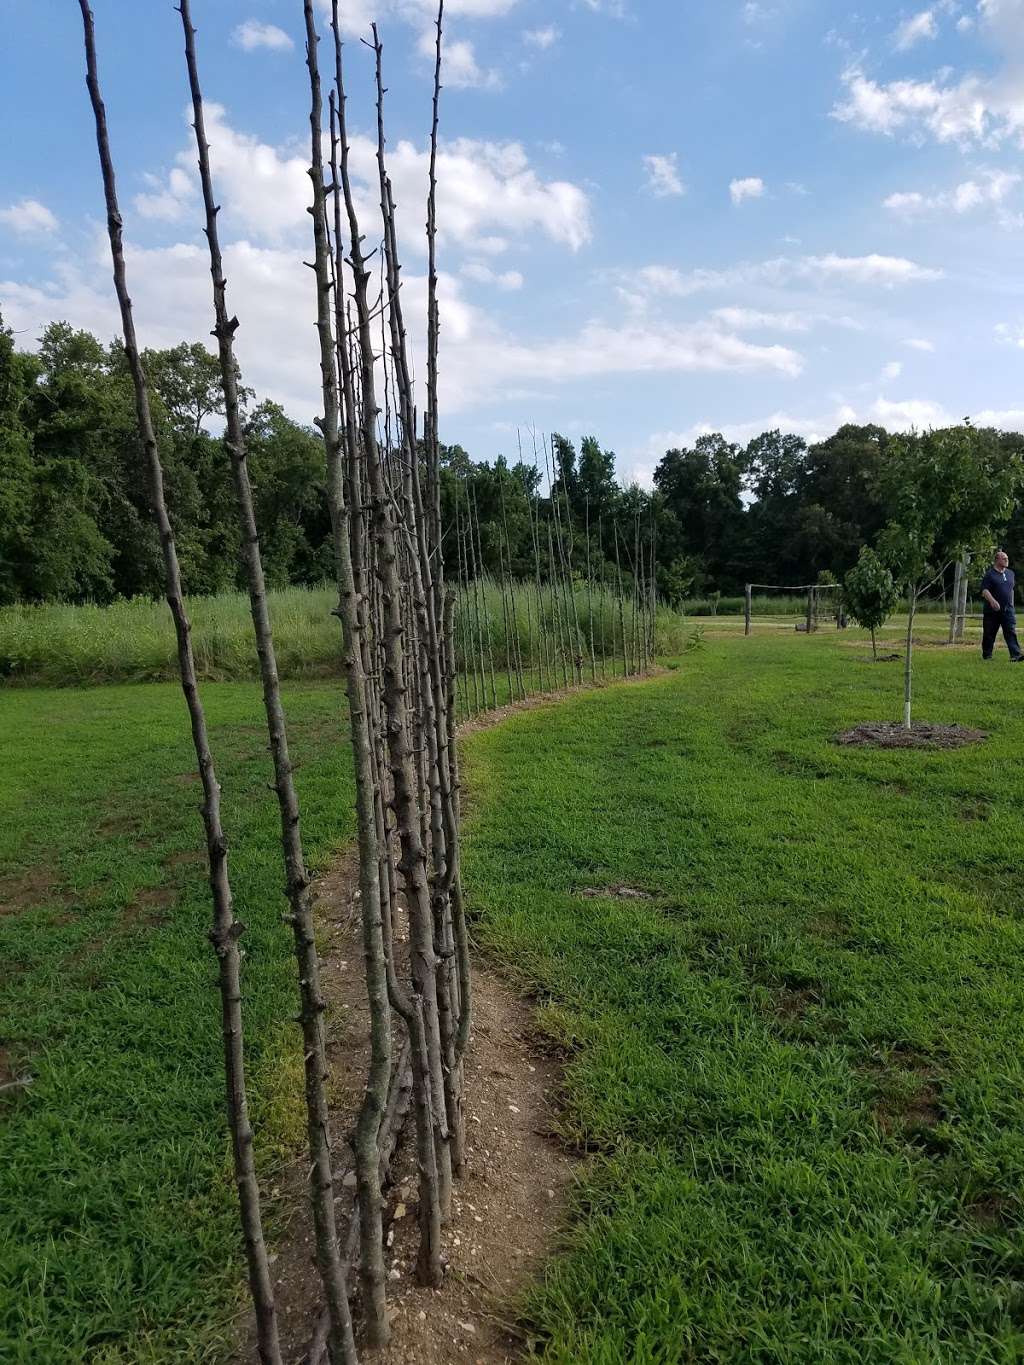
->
xmin=893 ymin=10 xmax=938 ymax=51
xmin=882 ymin=360 xmax=903 ymax=381
xmin=136 ymin=105 xmax=592 ymax=254
xmin=415 ymin=27 xmax=501 ymax=88
xmin=642 ymin=154 xmax=685 ymax=198
xmin=903 ymin=336 xmax=936 ymax=351
xmin=883 ymin=168 xmax=1020 ymax=217
xmin=232 ymin=20 xmax=294 ymax=52
xmin=1 ymin=231 xmax=799 ymax=432
xmin=632 ymin=252 xmax=942 ymax=298
xmin=711 ymin=306 xmax=863 ymax=333
xmin=832 ymin=0 xmax=1024 ymax=150
xmin=730 ymin=176 xmax=765 ymax=204
xmin=134 ymin=168 xmax=196 ymax=223
xmin=523 ymin=25 xmax=559 ymax=48
xmin=637 ymin=393 xmax=985 ymax=455
xmin=995 ymin=321 xmax=1024 ymax=347
xmin=462 ymin=261 xmax=524 ymax=290
xmin=0 ymin=198 xmax=58 ymax=234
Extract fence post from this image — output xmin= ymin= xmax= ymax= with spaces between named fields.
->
xmin=744 ymin=584 xmax=752 ymax=636
xmin=805 ymin=587 xmax=814 ymax=634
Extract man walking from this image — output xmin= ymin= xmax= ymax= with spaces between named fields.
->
xmin=980 ymin=549 xmax=1023 ymax=661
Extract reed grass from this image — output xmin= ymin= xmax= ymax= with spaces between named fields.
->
xmin=0 ymin=583 xmax=690 ymax=687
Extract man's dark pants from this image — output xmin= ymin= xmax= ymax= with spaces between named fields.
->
xmin=982 ymin=607 xmax=1023 ymax=660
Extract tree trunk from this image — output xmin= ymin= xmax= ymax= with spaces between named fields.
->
xmin=903 ymin=585 xmax=916 ymax=730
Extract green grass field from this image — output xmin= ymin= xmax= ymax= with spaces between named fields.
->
xmin=3 ymin=627 xmax=1024 ymax=1361
xmin=465 ymin=633 xmax=1024 ymax=1363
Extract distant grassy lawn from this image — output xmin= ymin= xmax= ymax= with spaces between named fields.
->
xmin=464 ymin=632 xmax=1024 ymax=1363
xmin=4 ymin=631 xmax=1023 ymax=1362
xmin=0 ymin=682 xmax=357 ymax=1363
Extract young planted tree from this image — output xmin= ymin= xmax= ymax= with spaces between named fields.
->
xmin=877 ymin=424 xmax=1023 ymax=728
xmin=843 ymin=546 xmax=899 ymax=661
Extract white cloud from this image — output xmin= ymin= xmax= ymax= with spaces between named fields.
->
xmin=137 ymin=106 xmax=591 ymax=254
xmin=893 ymin=10 xmax=938 ymax=51
xmin=134 ymin=168 xmax=196 ymax=223
xmin=633 ymin=252 xmax=941 ymax=298
xmin=871 ymin=396 xmax=954 ymax=427
xmin=833 ymin=0 xmax=1024 ymax=153
xmin=883 ymin=168 xmax=1020 ymax=217
xmin=995 ymin=321 xmax=1024 ymax=347
xmin=462 ymin=261 xmax=523 ymax=290
xmin=974 ymin=407 xmax=1024 ymax=430
xmin=325 ymin=0 xmax=522 ymax=39
xmin=642 ymin=153 xmax=685 ymax=198
xmin=711 ymin=306 xmax=863 ymax=333
xmin=415 ymin=27 xmax=501 ymax=89
xmin=743 ymin=2 xmax=778 ymax=24
xmin=882 ymin=360 xmax=903 ymax=381
xmin=523 ymin=25 xmax=559 ymax=48
xmin=0 ymin=198 xmax=58 ymax=234
xmin=903 ymin=336 xmax=936 ymax=351
xmin=730 ymin=176 xmax=765 ymax=204
xmin=232 ymin=20 xmax=294 ymax=52
xmin=1 ymin=232 xmax=799 ymax=431
xmin=639 ymin=394 xmax=973 ymax=453
xmin=831 ymin=67 xmax=1002 ymax=143
xmin=957 ymin=14 xmax=974 ymax=32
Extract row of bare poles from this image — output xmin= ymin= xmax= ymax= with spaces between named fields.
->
xmin=78 ymin=1 xmax=654 ymax=1360
xmin=451 ymin=459 xmax=658 ymax=720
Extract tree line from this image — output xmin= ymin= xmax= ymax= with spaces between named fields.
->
xmin=4 ymin=309 xmax=1024 ymax=608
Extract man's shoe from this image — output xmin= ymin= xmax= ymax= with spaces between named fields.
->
xmin=1013 ymin=656 xmax=1024 ymax=663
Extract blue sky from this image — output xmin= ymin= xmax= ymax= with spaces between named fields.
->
xmin=2 ymin=0 xmax=1024 ymax=483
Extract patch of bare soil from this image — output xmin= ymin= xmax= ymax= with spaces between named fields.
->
xmin=0 ymin=867 xmax=63 ymax=916
xmin=254 ymin=850 xmax=574 ymax=1365
xmin=836 ymin=722 xmax=987 ymax=750
xmin=163 ymin=848 xmax=206 ymax=872
xmin=856 ymin=653 xmax=901 ymax=664
xmin=0 ymin=1043 xmax=32 ymax=1103
xmin=579 ymin=884 xmax=652 ymax=901
xmin=874 ymin=1081 xmax=944 ymax=1137
xmin=966 ymin=1196 xmax=1010 ymax=1231
xmin=239 ymin=675 xmax=672 ymax=1362
xmin=120 ymin=885 xmax=177 ymax=928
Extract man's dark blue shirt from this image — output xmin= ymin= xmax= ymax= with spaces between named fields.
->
xmin=981 ymin=566 xmax=1016 ymax=612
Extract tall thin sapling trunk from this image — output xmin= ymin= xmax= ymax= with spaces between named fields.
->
xmin=179 ymin=6 xmax=358 ymax=1357
xmin=77 ymin=5 xmax=281 ymax=1359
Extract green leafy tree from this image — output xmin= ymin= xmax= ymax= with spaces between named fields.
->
xmin=878 ymin=424 xmax=1024 ymax=727
xmin=843 ymin=546 xmax=899 ymax=661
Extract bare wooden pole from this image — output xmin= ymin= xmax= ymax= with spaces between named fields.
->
xmin=585 ymin=495 xmax=597 ymax=682
xmin=77 ymin=6 xmax=281 ymax=1361
xmin=335 ymin=13 xmax=444 ymax=1285
xmin=614 ymin=522 xmax=629 ymax=677
xmin=179 ymin=6 xmax=360 ymax=1357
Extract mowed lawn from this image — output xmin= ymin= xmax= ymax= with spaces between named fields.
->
xmin=3 ymin=631 xmax=1024 ymax=1361
xmin=464 ymin=633 xmax=1024 ymax=1364
xmin=0 ymin=682 xmax=358 ymax=1363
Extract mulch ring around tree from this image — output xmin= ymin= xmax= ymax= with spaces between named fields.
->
xmin=836 ymin=722 xmax=988 ymax=750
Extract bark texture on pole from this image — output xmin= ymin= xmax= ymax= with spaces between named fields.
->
xmin=76 ymin=5 xmax=281 ymax=1361
xmin=180 ymin=5 xmax=357 ymax=1359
